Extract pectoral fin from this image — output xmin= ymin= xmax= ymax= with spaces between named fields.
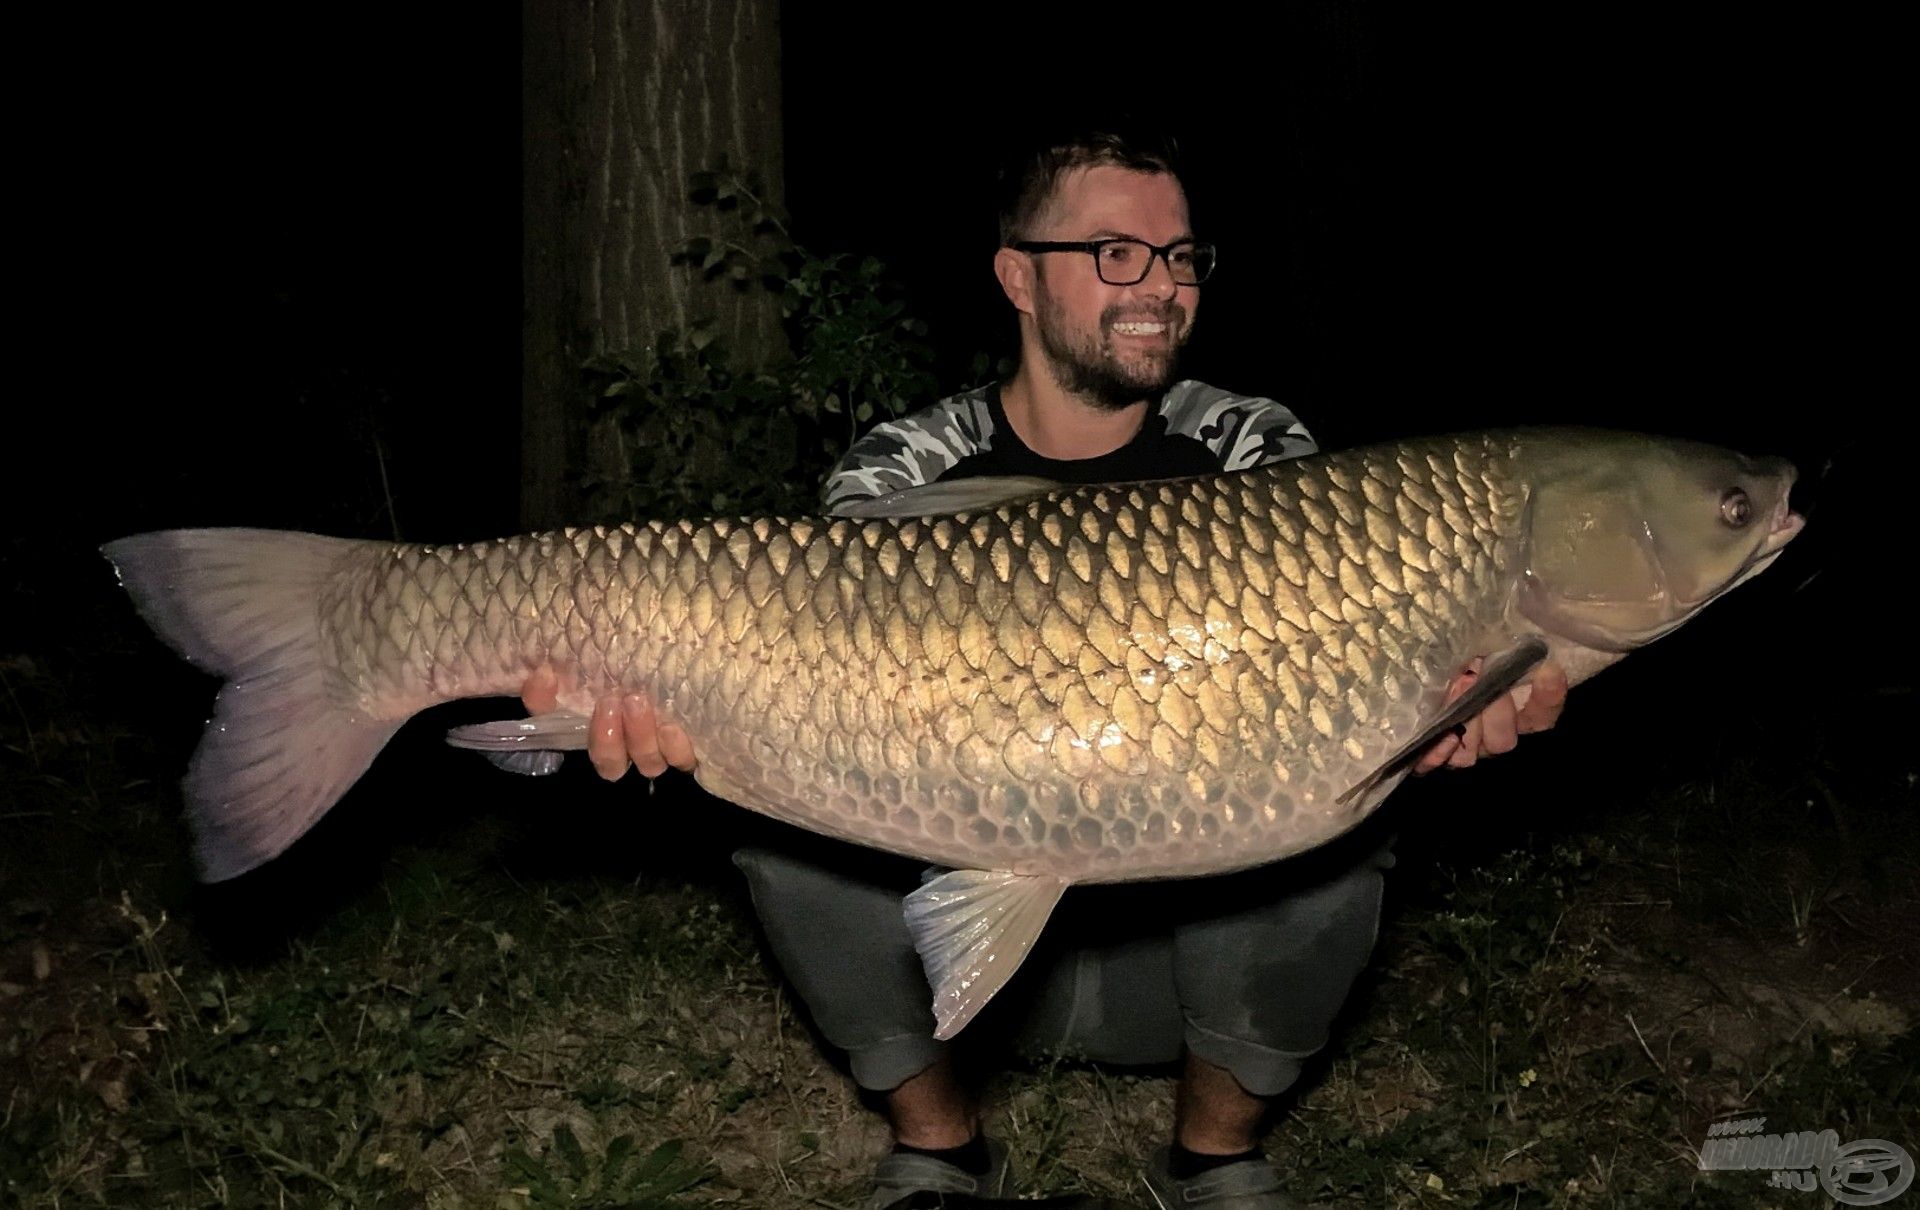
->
xmin=903 ymin=869 xmax=1070 ymax=1040
xmin=1336 ymin=637 xmax=1551 ymax=807
xmin=446 ymin=714 xmax=592 ymax=777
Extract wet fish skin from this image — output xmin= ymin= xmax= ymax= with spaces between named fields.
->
xmin=334 ymin=438 xmax=1512 ymax=883
xmin=104 ymin=428 xmax=1800 ymax=892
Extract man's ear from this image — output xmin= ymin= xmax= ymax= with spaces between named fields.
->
xmin=994 ymin=246 xmax=1035 ymax=316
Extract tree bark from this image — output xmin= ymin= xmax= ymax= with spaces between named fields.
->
xmin=522 ymin=0 xmax=784 ymax=529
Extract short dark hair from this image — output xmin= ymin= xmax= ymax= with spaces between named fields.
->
xmin=996 ymin=122 xmax=1187 ymax=246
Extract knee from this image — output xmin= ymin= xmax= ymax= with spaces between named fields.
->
xmin=731 ymin=847 xmax=938 ymax=1071
xmin=1173 ymin=855 xmax=1391 ymax=1073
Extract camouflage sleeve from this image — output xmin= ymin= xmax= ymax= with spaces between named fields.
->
xmin=1159 ymin=380 xmax=1319 ymax=470
xmin=820 ymin=386 xmax=997 ymax=511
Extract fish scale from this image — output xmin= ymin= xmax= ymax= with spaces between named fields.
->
xmin=306 ymin=434 xmax=1514 ymax=882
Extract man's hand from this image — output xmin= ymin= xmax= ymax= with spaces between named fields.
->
xmin=518 ymin=666 xmax=698 ymax=782
xmin=1412 ymin=659 xmax=1568 ymax=774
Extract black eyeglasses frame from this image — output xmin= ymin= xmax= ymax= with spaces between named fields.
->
xmin=1008 ymin=238 xmax=1218 ymax=286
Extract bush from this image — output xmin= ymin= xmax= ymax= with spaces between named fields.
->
xmin=579 ymin=167 xmax=942 ymax=520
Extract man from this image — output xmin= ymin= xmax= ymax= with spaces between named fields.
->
xmin=523 ymin=127 xmax=1566 ymax=1208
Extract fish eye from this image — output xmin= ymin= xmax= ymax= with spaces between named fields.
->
xmin=1720 ymin=488 xmax=1753 ymax=528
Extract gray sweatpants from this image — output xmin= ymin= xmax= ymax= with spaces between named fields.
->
xmin=733 ymin=823 xmax=1394 ymax=1097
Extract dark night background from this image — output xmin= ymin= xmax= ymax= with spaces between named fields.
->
xmin=32 ymin=3 xmax=1901 ymax=547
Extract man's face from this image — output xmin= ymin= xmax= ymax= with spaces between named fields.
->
xmin=1025 ymin=165 xmax=1199 ymax=410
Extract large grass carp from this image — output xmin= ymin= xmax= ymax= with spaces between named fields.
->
xmin=104 ymin=429 xmax=1801 ymax=1035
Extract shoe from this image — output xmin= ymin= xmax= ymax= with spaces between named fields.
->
xmin=1142 ymin=1145 xmax=1297 ymax=1209
xmin=866 ymin=1138 xmax=1015 ymax=1208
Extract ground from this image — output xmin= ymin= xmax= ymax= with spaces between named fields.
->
xmin=3 ymin=534 xmax=1914 ymax=1208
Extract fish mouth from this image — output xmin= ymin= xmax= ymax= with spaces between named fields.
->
xmin=1761 ymin=493 xmax=1806 ymax=557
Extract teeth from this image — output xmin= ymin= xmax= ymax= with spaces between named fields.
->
xmin=1112 ymin=321 xmax=1167 ymax=335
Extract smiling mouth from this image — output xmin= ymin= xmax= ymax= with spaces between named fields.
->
xmin=1111 ymin=320 xmax=1169 ymax=337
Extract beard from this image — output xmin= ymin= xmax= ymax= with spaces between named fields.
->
xmin=1035 ymin=294 xmax=1191 ymax=412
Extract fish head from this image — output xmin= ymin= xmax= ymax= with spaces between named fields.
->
xmin=1516 ymin=431 xmax=1804 ymax=653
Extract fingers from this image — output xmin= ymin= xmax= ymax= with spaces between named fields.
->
xmin=1414 ymin=657 xmax=1569 ymax=777
xmin=1516 ymin=660 xmax=1569 ymax=733
xmin=526 ymin=674 xmax=695 ymax=783
xmin=1414 ymin=663 xmax=1479 ymax=774
xmin=520 ymin=664 xmax=561 ymax=715
xmin=657 ymin=718 xmax=698 ymax=772
xmin=1476 ymin=692 xmax=1520 ymax=758
xmin=624 ymin=694 xmax=668 ymax=779
xmin=583 ymin=691 xmax=700 ymax=782
xmin=590 ymin=695 xmax=630 ymax=781
xmin=1414 ymin=731 xmax=1461 ymax=774
xmin=623 ymin=695 xmax=698 ymax=774
xmin=1447 ymin=711 xmax=1483 ymax=769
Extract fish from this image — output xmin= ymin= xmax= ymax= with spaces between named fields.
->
xmin=103 ymin=428 xmax=1803 ymax=1036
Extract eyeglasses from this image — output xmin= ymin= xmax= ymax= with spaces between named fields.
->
xmin=1009 ymin=238 xmax=1217 ymax=286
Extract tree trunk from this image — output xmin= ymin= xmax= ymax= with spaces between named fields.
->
xmin=522 ymin=0 xmax=784 ymax=529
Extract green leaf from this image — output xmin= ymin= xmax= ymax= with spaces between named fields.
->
xmin=503 ymin=1146 xmax=551 ymax=1189
xmin=602 ymin=1133 xmax=635 ymax=1184
xmin=632 ymin=1139 xmax=681 ymax=1181
xmin=554 ymin=1125 xmax=587 ymax=1180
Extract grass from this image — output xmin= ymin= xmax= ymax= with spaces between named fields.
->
xmin=3 ymin=545 xmax=1914 ymax=1207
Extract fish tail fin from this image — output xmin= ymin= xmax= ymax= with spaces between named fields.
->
xmin=103 ymin=529 xmax=402 ymax=881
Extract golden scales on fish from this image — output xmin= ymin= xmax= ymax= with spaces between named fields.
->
xmin=104 ymin=428 xmax=1803 ymax=1037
